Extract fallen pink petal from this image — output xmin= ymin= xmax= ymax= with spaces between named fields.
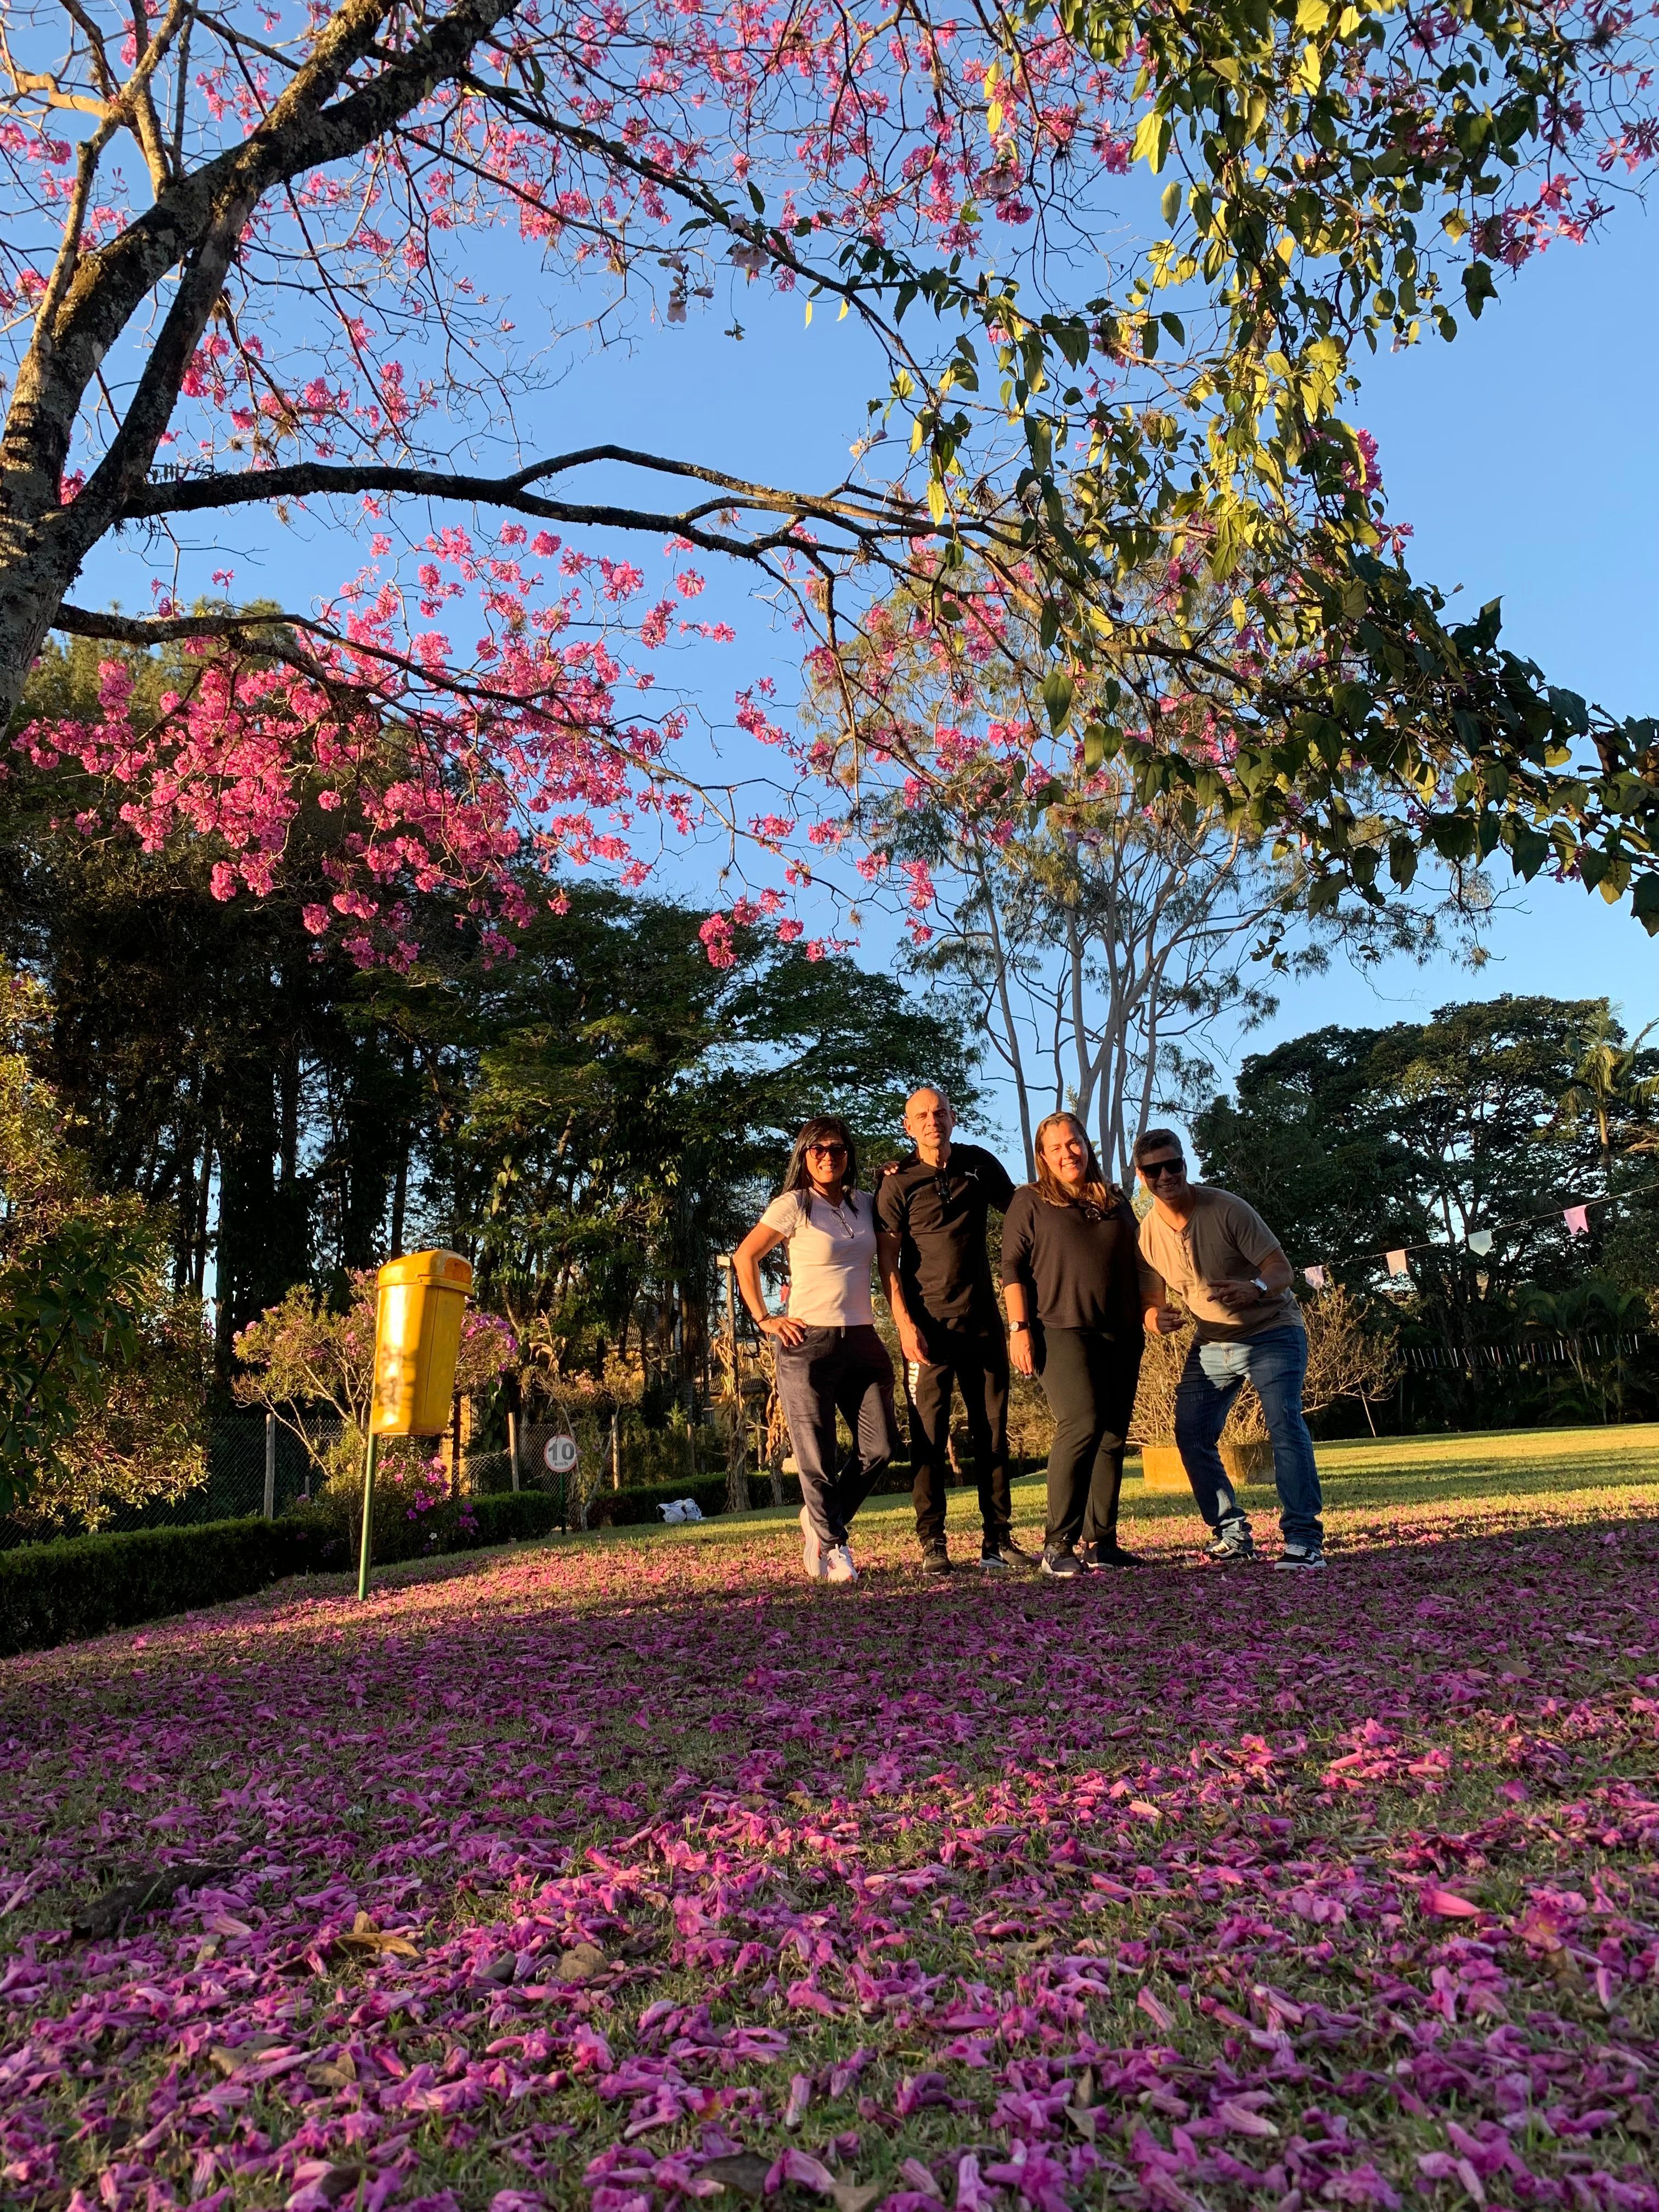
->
xmin=3 ymin=1470 xmax=1658 ymax=2212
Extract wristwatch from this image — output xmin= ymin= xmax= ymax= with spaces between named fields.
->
xmin=1008 ymin=1322 xmax=1030 ymax=1335
xmin=1251 ymin=1276 xmax=1269 ymax=1294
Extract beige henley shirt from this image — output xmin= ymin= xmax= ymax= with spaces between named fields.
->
xmin=1137 ymin=1184 xmax=1302 ymax=1344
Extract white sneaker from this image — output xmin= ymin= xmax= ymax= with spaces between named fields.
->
xmin=1274 ymin=1544 xmax=1327 ymax=1571
xmin=799 ymin=1505 xmax=826 ymax=1581
xmin=823 ymin=1544 xmax=858 ymax=1585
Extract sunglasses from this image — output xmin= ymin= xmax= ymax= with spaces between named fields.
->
xmin=807 ymin=1142 xmax=848 ymax=1159
xmin=1140 ymin=1156 xmax=1185 ymax=1181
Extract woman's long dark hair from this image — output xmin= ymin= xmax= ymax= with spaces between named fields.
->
xmin=781 ymin=1116 xmax=859 ymax=1218
xmin=1032 ymin=1110 xmax=1120 ymax=1217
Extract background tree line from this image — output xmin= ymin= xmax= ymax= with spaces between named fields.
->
xmin=1195 ymin=995 xmax=1659 ymax=1432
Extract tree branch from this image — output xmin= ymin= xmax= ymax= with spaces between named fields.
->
xmin=118 ymin=444 xmax=930 ymax=551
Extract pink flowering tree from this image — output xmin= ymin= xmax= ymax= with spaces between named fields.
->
xmin=1 ymin=0 xmax=1655 ymax=960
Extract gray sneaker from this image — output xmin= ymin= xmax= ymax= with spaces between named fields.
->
xmin=1040 ymin=1544 xmax=1082 ymax=1579
xmin=1274 ymin=1544 xmax=1327 ymax=1571
xmin=1205 ymin=1526 xmax=1257 ymax=1565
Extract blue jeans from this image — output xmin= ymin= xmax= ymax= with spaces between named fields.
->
xmin=1173 ymin=1325 xmax=1323 ymax=1548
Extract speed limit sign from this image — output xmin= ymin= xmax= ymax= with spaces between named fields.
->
xmin=542 ymin=1433 xmax=579 ymax=1475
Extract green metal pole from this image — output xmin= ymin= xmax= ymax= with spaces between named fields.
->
xmin=357 ymin=1430 xmax=380 ymax=1600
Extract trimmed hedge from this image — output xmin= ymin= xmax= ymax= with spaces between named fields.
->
xmin=0 ymin=1493 xmax=568 ymax=1657
xmin=0 ymin=1517 xmax=318 ymax=1658
xmin=293 ymin=1487 xmax=565 ymax=1568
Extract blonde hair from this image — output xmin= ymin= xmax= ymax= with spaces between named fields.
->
xmin=1032 ymin=1111 xmax=1116 ymax=1214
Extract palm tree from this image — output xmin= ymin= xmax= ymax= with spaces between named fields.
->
xmin=1558 ymin=1007 xmax=1659 ymax=1176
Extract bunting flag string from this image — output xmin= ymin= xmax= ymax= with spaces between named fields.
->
xmin=1290 ymin=1176 xmax=1659 ymax=1285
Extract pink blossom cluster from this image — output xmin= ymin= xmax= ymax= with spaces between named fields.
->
xmin=2 ymin=1479 xmax=1658 ymax=2210
xmin=13 ymin=523 xmax=711 ymax=967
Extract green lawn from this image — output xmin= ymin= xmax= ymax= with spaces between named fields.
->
xmin=681 ymin=1420 xmax=1659 ymax=1543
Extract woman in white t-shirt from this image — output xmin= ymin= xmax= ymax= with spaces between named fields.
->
xmin=733 ymin=1116 xmax=898 ymax=1585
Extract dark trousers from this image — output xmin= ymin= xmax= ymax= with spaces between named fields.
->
xmin=906 ymin=1324 xmax=1012 ymax=1543
xmin=774 ymin=1324 xmax=899 ymax=1548
xmin=1038 ymin=1327 xmax=1141 ymax=1551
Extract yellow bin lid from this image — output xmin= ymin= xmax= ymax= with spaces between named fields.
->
xmin=377 ymin=1249 xmax=473 ymax=1291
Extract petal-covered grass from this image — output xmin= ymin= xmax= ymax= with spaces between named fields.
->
xmin=3 ymin=1430 xmax=1659 ymax=2212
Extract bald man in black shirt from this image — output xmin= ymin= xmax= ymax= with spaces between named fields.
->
xmin=876 ymin=1087 xmax=1027 ymax=1572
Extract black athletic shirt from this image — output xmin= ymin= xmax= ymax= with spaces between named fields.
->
xmin=874 ymin=1142 xmax=1017 ymax=1333
xmin=1000 ymin=1185 xmax=1144 ymax=1336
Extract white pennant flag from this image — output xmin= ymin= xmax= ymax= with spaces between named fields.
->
xmin=1304 ymin=1264 xmax=1328 ymax=1290
xmin=1468 ymin=1229 xmax=1493 ymax=1257
xmin=1385 ymin=1249 xmax=1409 ymax=1279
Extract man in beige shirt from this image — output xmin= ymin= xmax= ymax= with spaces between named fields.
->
xmin=1135 ymin=1127 xmax=1325 ymax=1569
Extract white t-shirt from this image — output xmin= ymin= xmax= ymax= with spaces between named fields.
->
xmin=759 ymin=1188 xmax=877 ymax=1327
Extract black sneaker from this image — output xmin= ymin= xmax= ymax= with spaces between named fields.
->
xmin=1274 ymin=1544 xmax=1327 ymax=1571
xmin=1040 ymin=1544 xmax=1082 ymax=1579
xmin=980 ymin=1534 xmax=1032 ymax=1571
xmin=1205 ymin=1526 xmax=1257 ymax=1565
xmin=1080 ymin=1539 xmax=1141 ymax=1570
xmin=921 ymin=1540 xmax=953 ymax=1575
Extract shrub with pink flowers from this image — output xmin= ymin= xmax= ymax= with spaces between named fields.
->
xmin=2 ymin=1466 xmax=1658 ymax=2212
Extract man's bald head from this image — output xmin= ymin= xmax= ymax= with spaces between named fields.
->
xmin=904 ymin=1087 xmax=955 ymax=1163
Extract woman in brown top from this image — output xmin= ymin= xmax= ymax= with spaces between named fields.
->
xmin=1002 ymin=1111 xmax=1145 ymax=1577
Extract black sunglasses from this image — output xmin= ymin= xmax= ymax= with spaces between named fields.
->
xmin=1140 ymin=1156 xmax=1185 ymax=1181
xmin=807 ymin=1141 xmax=848 ymax=1159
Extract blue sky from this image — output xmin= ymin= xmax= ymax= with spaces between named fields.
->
xmin=78 ymin=193 xmax=1659 ymax=1137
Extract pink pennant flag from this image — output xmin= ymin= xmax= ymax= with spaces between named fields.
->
xmin=1564 ymin=1204 xmax=1590 ymax=1238
xmin=1385 ymin=1249 xmax=1409 ymax=1279
xmin=1304 ymin=1265 xmax=1328 ymax=1290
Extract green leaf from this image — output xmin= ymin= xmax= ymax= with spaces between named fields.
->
xmin=1160 ymin=179 xmax=1182 ymax=226
xmin=1042 ymin=669 xmax=1076 ymax=734
xmin=1462 ymin=260 xmax=1498 ymax=319
xmin=1506 ymin=825 xmax=1550 ymax=880
xmin=1132 ymin=108 xmax=1171 ymax=174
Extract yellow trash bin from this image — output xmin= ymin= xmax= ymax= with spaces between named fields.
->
xmin=371 ymin=1249 xmax=473 ymax=1437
